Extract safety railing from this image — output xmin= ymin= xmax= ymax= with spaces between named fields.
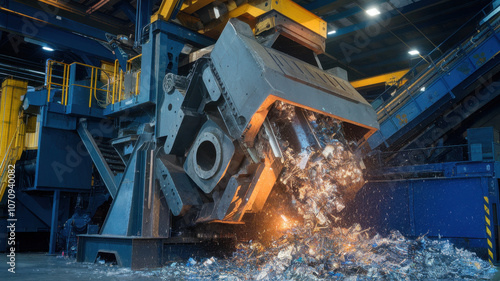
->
xmin=365 ymin=144 xmax=469 ymax=169
xmin=46 ymin=60 xmax=114 ymax=108
xmin=372 ymin=2 xmax=500 ymax=117
xmin=367 ymin=141 xmax=500 ymax=169
xmin=46 ymin=55 xmax=142 ymax=108
xmin=365 ymin=2 xmax=500 ymax=151
xmin=111 ymin=54 xmax=142 ymax=104
xmin=46 ymin=60 xmax=69 ymax=104
xmin=0 ymin=119 xmax=24 ymax=202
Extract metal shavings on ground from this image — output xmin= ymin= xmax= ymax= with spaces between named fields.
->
xmin=159 ymin=226 xmax=496 ymax=280
xmin=157 ymin=104 xmax=497 ymax=280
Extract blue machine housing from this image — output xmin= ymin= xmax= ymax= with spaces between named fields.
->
xmin=104 ymin=21 xmax=214 ymax=115
xmin=344 ymin=161 xmax=500 ymax=264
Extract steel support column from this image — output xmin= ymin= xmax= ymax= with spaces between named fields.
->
xmin=48 ymin=189 xmax=60 ymax=255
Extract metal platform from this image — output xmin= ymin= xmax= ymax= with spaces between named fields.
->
xmin=77 ymin=235 xmax=235 ymax=269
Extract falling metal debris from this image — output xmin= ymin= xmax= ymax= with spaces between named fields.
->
xmin=157 ymin=103 xmax=497 ymax=280
xmin=270 ymin=102 xmax=365 ymax=228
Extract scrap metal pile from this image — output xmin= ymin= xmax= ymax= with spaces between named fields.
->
xmin=157 ymin=104 xmax=496 ymax=280
xmin=159 ymin=227 xmax=496 ymax=280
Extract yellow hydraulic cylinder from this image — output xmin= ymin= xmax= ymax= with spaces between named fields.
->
xmin=24 ymin=115 xmax=39 ymax=150
xmin=0 ymin=79 xmax=27 ymax=158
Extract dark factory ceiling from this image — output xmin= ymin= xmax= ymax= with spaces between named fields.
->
xmin=0 ymin=0 xmax=495 ymax=92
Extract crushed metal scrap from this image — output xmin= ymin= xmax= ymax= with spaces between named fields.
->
xmin=160 ymin=226 xmax=496 ymax=280
xmin=270 ymin=102 xmax=365 ymax=227
xmin=158 ymin=104 xmax=497 ymax=280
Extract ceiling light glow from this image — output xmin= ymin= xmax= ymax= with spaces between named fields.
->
xmin=42 ymin=46 xmax=54 ymax=52
xmin=408 ymin=49 xmax=420 ymax=55
xmin=328 ymin=30 xmax=337 ymax=35
xmin=366 ymin=8 xmax=381 ymax=16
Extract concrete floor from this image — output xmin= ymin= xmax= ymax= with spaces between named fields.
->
xmin=3 ymin=252 xmax=500 ymax=280
xmin=1 ymin=253 xmax=165 ymax=280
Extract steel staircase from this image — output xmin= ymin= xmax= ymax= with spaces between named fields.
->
xmin=77 ymin=120 xmax=124 ymax=198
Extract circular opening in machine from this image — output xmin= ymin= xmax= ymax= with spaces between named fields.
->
xmin=196 ymin=140 xmax=217 ymax=172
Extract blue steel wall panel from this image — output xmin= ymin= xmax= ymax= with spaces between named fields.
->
xmin=343 ymin=180 xmax=411 ymax=236
xmin=445 ymin=60 xmax=476 ymax=86
xmin=470 ymin=37 xmax=500 ymax=69
xmin=350 ymin=162 xmax=500 ymax=262
xmin=392 ymin=101 xmax=420 ymax=129
xmin=415 ymin=79 xmax=448 ymax=110
xmin=379 ymin=118 xmax=398 ymax=141
xmin=346 ymin=176 xmax=490 ymax=239
xmin=42 ymin=109 xmax=77 ymax=130
xmin=67 ymin=81 xmax=93 ymax=116
xmin=25 ymin=90 xmax=48 ymax=107
xmin=34 ymin=125 xmax=92 ymax=190
xmin=412 ymin=177 xmax=486 ymax=238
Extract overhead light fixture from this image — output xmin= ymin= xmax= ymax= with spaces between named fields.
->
xmin=213 ymin=6 xmax=221 ymax=19
xmin=408 ymin=49 xmax=420 ymax=56
xmin=366 ymin=7 xmax=381 ymax=16
xmin=327 ymin=30 xmax=337 ymax=35
xmin=420 ymin=87 xmax=426 ymax=92
xmin=25 ymin=38 xmax=56 ymax=51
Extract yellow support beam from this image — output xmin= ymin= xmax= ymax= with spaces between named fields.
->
xmin=266 ymin=0 xmax=327 ymax=38
xmin=0 ymin=79 xmax=27 ymax=158
xmin=208 ymin=0 xmax=326 ymax=38
xmin=180 ymin=0 xmax=215 ymax=14
xmin=151 ymin=0 xmax=182 ymax=22
xmin=350 ymin=69 xmax=409 ymax=89
xmin=0 ymin=78 xmax=27 ymax=202
xmin=156 ymin=0 xmax=326 ymax=39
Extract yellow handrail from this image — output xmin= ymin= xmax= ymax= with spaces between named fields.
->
xmin=63 ymin=64 xmax=69 ymax=105
xmin=46 ymin=58 xmax=142 ymax=107
xmin=112 ymin=59 xmax=119 ymax=104
xmin=0 ymin=126 xmax=20 ymax=174
xmin=0 ymin=120 xmax=24 ymax=202
xmin=127 ymin=54 xmax=142 ymax=70
xmin=46 ymin=60 xmax=114 ymax=108
xmin=135 ymin=70 xmax=141 ymax=96
xmin=89 ymin=67 xmax=94 ymax=108
xmin=118 ymin=68 xmax=123 ymax=102
xmin=62 ymin=63 xmax=67 ymax=105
